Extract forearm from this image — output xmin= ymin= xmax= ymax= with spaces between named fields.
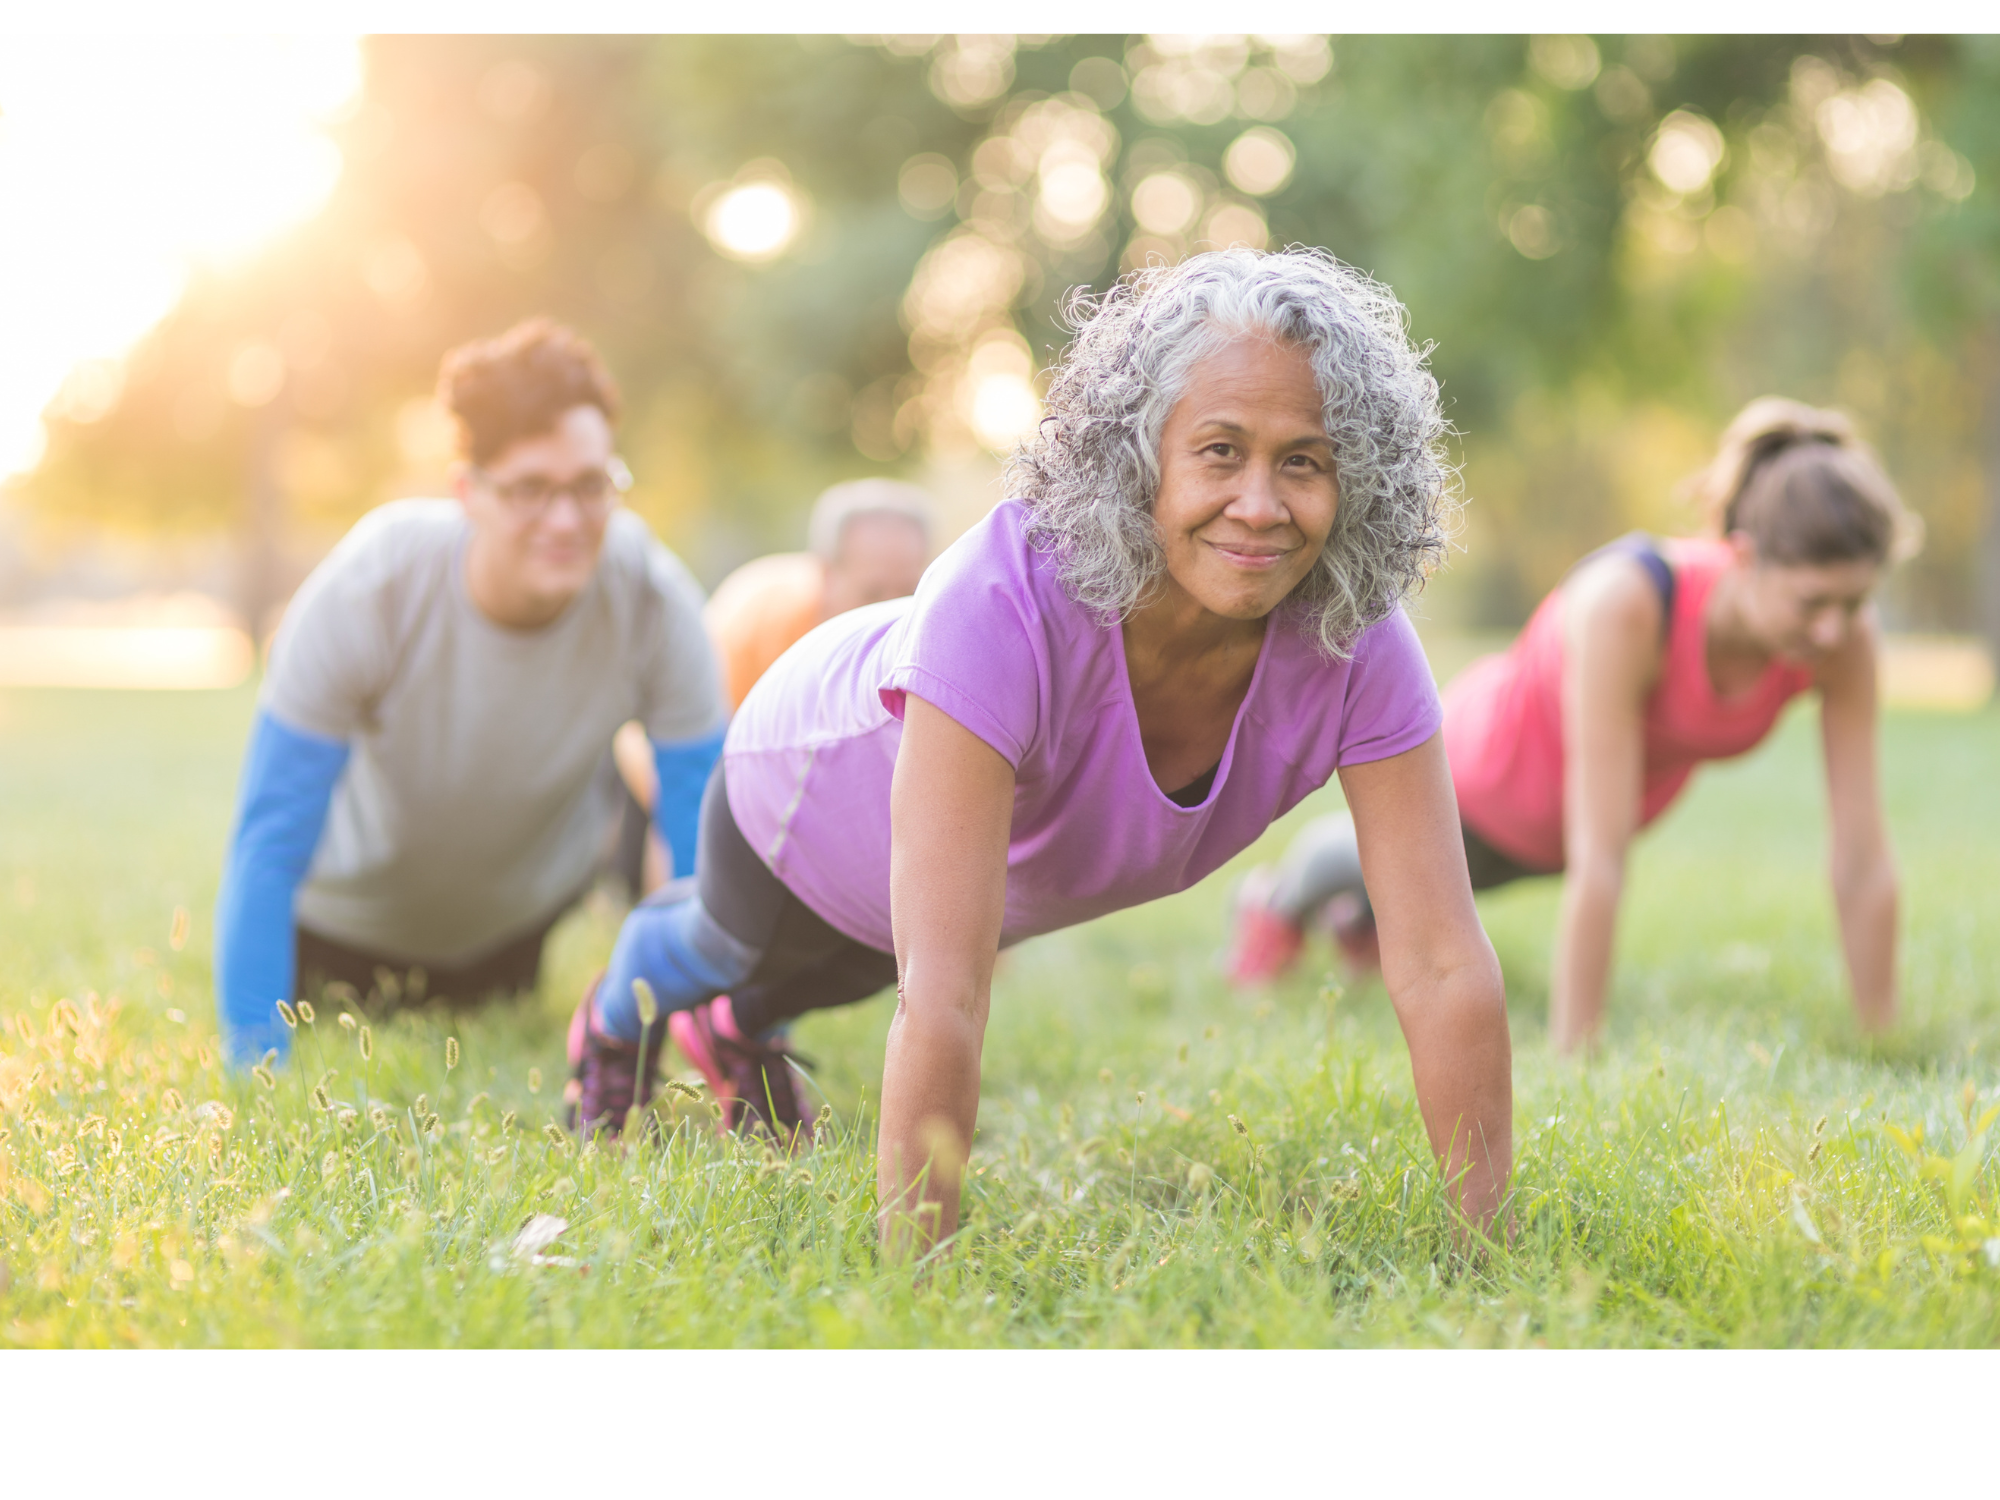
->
xmin=1392 ymin=952 xmax=1513 ymax=1229
xmin=1551 ymin=855 xmax=1623 ymax=1054
xmin=876 ymin=981 xmax=986 ymax=1254
xmin=215 ymin=711 xmax=347 ymax=1066
xmin=1832 ymin=857 xmax=1898 ymax=1031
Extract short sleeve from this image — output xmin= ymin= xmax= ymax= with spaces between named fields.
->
xmin=630 ymin=523 xmax=730 ymax=743
xmin=261 ymin=515 xmax=399 ymax=741
xmin=1334 ymin=606 xmax=1442 ymax=768
xmin=876 ymin=505 xmax=1044 ymax=769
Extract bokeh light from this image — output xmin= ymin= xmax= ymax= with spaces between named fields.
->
xmin=1650 ymin=111 xmax=1728 ymax=196
xmin=1223 ymin=128 xmax=1296 ymax=196
xmin=703 ymin=181 xmax=803 ymax=262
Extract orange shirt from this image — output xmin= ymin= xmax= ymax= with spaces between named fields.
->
xmin=703 ymin=552 xmax=828 ymax=709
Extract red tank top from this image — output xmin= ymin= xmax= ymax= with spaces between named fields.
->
xmin=1444 ymin=537 xmax=1815 ymax=872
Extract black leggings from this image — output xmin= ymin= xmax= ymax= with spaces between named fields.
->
xmin=597 ymin=761 xmax=900 ymax=1040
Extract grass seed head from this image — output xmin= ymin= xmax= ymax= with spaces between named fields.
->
xmin=500 ymin=1110 xmax=517 ymax=1132
xmin=311 ymin=1085 xmax=331 ymax=1111
xmin=296 ymin=1000 xmax=316 ymax=1025
xmin=1229 ymin=1114 xmax=1248 ymax=1136
xmin=633 ymin=978 xmax=660 ymax=1028
xmin=276 ymin=1000 xmax=299 ymax=1030
xmin=162 ymin=1087 xmax=185 ymax=1114
xmin=338 ymin=1012 xmax=357 ymax=1032
xmin=445 ymin=1036 xmax=459 ymax=1071
xmin=413 ymin=1094 xmax=429 ymax=1119
xmin=358 ymin=1026 xmax=373 ymax=1061
xmin=544 ymin=1121 xmax=568 ymax=1148
xmin=252 ymin=1065 xmax=276 ymax=1091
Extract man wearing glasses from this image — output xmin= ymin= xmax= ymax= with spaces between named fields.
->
xmin=214 ymin=319 xmax=727 ymax=1066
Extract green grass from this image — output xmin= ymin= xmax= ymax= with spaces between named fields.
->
xmin=4 ymin=680 xmax=2000 ymax=1347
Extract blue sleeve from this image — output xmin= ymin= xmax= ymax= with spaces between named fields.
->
xmin=651 ymin=728 xmax=726 ymax=879
xmin=214 ymin=710 xmax=350 ymax=1066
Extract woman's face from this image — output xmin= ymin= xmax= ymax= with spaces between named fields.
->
xmin=1728 ymin=533 xmax=1882 ymax=663
xmin=1152 ymin=335 xmax=1339 ymax=622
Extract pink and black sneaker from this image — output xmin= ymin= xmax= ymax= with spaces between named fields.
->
xmin=669 ymin=995 xmax=816 ymax=1146
xmin=1225 ymin=867 xmax=1305 ymax=987
xmin=563 ymin=973 xmax=669 ymax=1139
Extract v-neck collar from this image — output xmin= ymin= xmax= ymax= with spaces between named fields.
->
xmin=1109 ymin=609 xmax=1278 ymax=813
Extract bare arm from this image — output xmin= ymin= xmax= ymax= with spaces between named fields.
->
xmin=1817 ymin=610 xmax=1897 ymax=1031
xmin=1341 ymin=733 xmax=1513 ymax=1230
xmin=879 ymin=694 xmax=1013 ymax=1258
xmin=1552 ymin=560 xmax=1661 ymax=1054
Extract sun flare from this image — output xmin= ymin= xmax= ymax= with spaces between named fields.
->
xmin=0 ymin=36 xmax=363 ymax=479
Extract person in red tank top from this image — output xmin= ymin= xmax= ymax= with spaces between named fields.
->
xmin=1229 ymin=397 xmax=1920 ymax=1053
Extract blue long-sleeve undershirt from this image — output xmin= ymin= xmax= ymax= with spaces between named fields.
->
xmin=651 ymin=728 xmax=725 ymax=879
xmin=214 ymin=710 xmax=349 ymax=1067
xmin=213 ymin=717 xmax=724 ymax=1066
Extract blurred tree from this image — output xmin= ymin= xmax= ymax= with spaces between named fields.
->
xmin=21 ymin=34 xmax=1997 ymax=643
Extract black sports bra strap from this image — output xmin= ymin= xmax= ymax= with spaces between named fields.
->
xmin=1577 ymin=530 xmax=1675 ymax=641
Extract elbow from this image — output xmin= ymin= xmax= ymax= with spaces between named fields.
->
xmin=1388 ymin=933 xmax=1507 ymax=1033
xmin=1831 ymin=850 xmax=1897 ymax=907
xmin=1563 ymin=848 xmax=1626 ymax=903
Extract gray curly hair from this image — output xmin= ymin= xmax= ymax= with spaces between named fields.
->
xmin=1006 ymin=247 xmax=1457 ymax=657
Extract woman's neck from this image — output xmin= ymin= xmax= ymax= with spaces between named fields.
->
xmin=1121 ymin=575 xmax=1267 ymax=678
xmin=1119 ymin=575 xmax=1268 ymax=794
xmin=1703 ymin=564 xmax=1775 ymax=693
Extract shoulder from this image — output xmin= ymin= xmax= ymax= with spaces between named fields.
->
xmin=1311 ymin=606 xmax=1443 ymax=767
xmin=281 ymin=500 xmax=460 ymax=635
xmin=317 ymin=499 xmax=463 ymax=589
xmin=708 ymin=552 xmax=824 ymax=617
xmin=922 ymin=500 xmax=1061 ymax=614
xmin=1812 ymin=604 xmax=1880 ymax=697
xmin=1563 ymin=547 xmax=1667 ymax=643
xmin=598 ymin=511 xmax=704 ymax=609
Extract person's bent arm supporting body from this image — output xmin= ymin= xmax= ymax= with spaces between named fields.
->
xmin=1342 ymin=732 xmax=1513 ymax=1229
xmin=213 ymin=711 xmax=349 ymax=1066
xmin=1818 ymin=610 xmax=1897 ymax=1031
xmin=881 ymin=701 xmax=1513 ymax=1248
xmin=1551 ymin=561 xmax=1659 ymax=1055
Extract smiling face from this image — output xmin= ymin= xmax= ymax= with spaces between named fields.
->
xmin=454 ymin=403 xmax=617 ymax=623
xmin=1728 ymin=533 xmax=1883 ymax=664
xmin=1151 ymin=335 xmax=1339 ymax=622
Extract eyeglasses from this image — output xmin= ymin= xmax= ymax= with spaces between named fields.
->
xmin=474 ymin=456 xmax=632 ymax=518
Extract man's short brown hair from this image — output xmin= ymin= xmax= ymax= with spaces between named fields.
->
xmin=437 ymin=318 xmax=621 ymax=465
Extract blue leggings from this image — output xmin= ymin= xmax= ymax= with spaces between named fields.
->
xmin=596 ymin=763 xmax=900 ymax=1043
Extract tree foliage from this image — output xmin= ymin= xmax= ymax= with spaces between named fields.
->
xmin=20 ymin=35 xmax=1997 ymax=629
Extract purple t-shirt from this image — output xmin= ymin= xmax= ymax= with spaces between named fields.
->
xmin=725 ymin=499 xmax=1441 ymax=952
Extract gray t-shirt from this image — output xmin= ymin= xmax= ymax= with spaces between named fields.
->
xmin=263 ymin=499 xmax=725 ymax=966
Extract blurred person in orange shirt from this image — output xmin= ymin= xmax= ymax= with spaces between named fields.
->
xmin=614 ymin=478 xmax=932 ymax=886
xmin=707 ymin=478 xmax=934 ymax=709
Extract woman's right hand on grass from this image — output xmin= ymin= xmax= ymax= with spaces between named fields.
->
xmin=1340 ymin=732 xmax=1514 ymax=1231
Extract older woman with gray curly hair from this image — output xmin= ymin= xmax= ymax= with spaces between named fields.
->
xmin=565 ymin=247 xmax=1513 ymax=1244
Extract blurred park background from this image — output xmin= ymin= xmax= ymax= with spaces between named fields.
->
xmin=1 ymin=33 xmax=1997 ymax=695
